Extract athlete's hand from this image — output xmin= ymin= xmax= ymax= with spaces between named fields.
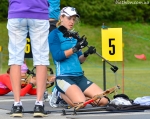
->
xmin=83 ymin=46 xmax=96 ymax=57
xmin=72 ymin=36 xmax=88 ymax=53
xmin=47 ymin=75 xmax=56 ymax=83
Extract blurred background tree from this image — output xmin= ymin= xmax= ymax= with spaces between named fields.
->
xmin=0 ymin=0 xmax=150 ymax=24
xmin=0 ymin=0 xmax=8 ymax=22
xmin=60 ymin=0 xmax=150 ymax=25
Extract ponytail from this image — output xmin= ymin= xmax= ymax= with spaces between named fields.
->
xmin=56 ymin=20 xmax=61 ymax=27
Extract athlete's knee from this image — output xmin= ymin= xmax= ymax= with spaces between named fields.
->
xmin=100 ymin=96 xmax=110 ymax=106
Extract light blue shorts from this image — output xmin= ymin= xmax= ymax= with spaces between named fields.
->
xmin=7 ymin=19 xmax=50 ymax=66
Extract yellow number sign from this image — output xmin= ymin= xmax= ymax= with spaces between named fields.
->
xmin=25 ymin=36 xmax=33 ymax=58
xmin=0 ymin=46 xmax=2 ymax=52
xmin=25 ymin=38 xmax=31 ymax=53
xmin=101 ymin=28 xmax=123 ymax=61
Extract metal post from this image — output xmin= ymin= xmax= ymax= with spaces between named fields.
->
xmin=103 ymin=61 xmax=106 ymax=90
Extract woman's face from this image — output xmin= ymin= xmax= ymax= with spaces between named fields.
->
xmin=60 ymin=15 xmax=77 ymax=30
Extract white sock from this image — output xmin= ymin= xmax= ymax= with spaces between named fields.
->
xmin=14 ymin=101 xmax=22 ymax=106
xmin=35 ymin=100 xmax=43 ymax=106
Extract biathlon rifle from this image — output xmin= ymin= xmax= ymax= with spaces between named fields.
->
xmin=74 ymin=85 xmax=120 ymax=110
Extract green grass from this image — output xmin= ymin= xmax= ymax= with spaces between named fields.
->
xmin=83 ymin=64 xmax=150 ymax=100
xmin=0 ymin=21 xmax=150 ymax=100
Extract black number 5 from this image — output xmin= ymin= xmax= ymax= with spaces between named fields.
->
xmin=109 ymin=38 xmax=115 ymax=55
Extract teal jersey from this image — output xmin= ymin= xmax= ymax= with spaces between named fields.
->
xmin=48 ymin=28 xmax=83 ymax=76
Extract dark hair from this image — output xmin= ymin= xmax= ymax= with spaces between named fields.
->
xmin=7 ymin=68 xmax=10 ymax=74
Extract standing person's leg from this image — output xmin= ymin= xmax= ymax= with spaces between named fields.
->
xmin=10 ymin=65 xmax=21 ymax=101
xmin=29 ymin=19 xmax=49 ymax=117
xmin=7 ymin=18 xmax=28 ymax=117
xmin=36 ymin=66 xmax=47 ymax=101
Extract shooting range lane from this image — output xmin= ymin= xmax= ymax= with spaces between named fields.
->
xmin=0 ymin=92 xmax=150 ymax=119
xmin=66 ymin=112 xmax=150 ymax=119
xmin=0 ymin=92 xmax=62 ymax=111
